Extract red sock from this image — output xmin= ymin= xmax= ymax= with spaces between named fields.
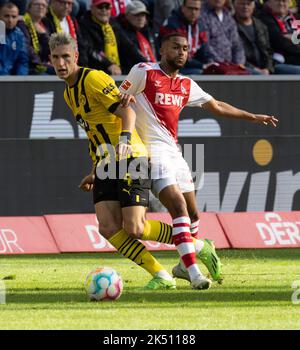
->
xmin=190 ymin=219 xmax=200 ymax=238
xmin=172 ymin=216 xmax=201 ymax=280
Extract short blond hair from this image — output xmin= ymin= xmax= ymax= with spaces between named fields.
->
xmin=48 ymin=32 xmax=77 ymax=52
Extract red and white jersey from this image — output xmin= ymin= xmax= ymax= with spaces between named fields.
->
xmin=119 ymin=62 xmax=212 ymax=151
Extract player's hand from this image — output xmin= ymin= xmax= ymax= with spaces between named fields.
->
xmin=253 ymin=114 xmax=278 ymax=127
xmin=116 ymin=142 xmax=132 ymax=159
xmin=118 ymin=93 xmax=136 ymax=107
xmin=108 ymin=64 xmax=122 ymax=75
xmin=78 ymin=173 xmax=95 ymax=192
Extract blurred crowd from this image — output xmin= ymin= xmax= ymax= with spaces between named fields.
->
xmin=1 ymin=0 xmax=300 ymax=75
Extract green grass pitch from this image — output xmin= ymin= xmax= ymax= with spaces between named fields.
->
xmin=0 ymin=249 xmax=300 ymax=330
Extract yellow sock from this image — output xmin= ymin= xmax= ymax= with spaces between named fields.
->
xmin=141 ymin=220 xmax=173 ymax=244
xmin=109 ymin=228 xmax=164 ymax=276
xmin=141 ymin=220 xmax=203 ymax=254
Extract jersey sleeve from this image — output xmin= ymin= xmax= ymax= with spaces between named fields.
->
xmin=186 ymin=79 xmax=213 ymax=107
xmin=87 ymin=70 xmax=120 ymax=113
xmin=119 ymin=63 xmax=147 ymax=95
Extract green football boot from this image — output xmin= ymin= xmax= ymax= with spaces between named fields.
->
xmin=144 ymin=276 xmax=176 ymax=290
xmin=172 ymin=239 xmax=223 ymax=284
xmin=198 ymin=239 xmax=223 ymax=283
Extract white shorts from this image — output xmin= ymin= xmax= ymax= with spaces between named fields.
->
xmin=150 ymin=145 xmax=195 ymax=197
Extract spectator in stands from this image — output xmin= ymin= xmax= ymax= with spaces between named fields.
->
xmin=0 ymin=1 xmax=31 ymax=15
xmin=235 ymin=0 xmax=300 ymax=74
xmin=160 ymin=0 xmax=212 ymax=74
xmin=18 ymin=0 xmax=55 ymax=74
xmin=117 ymin=0 xmax=156 ymax=62
xmin=201 ymin=0 xmax=246 ymax=65
xmin=152 ymin=0 xmax=183 ymax=34
xmin=0 ymin=2 xmax=29 ymax=75
xmin=79 ymin=0 xmax=147 ymax=74
xmin=234 ymin=0 xmax=274 ymax=74
xmin=255 ymin=0 xmax=300 ymax=73
xmin=44 ymin=0 xmax=88 ymax=65
xmin=201 ymin=0 xmax=245 ymax=64
xmin=5 ymin=1 xmax=29 ymax=15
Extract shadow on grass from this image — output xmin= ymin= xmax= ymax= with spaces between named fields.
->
xmin=4 ymin=287 xmax=295 ymax=307
xmin=0 ymin=252 xmax=122 ymax=261
xmin=0 ymin=249 xmax=300 ymax=262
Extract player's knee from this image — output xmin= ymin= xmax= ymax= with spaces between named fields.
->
xmin=159 ymin=186 xmax=188 ymax=218
xmin=123 ymin=218 xmax=145 ymax=239
xmin=169 ymin=198 xmax=188 ymax=218
xmin=98 ymin=223 xmax=121 ymax=240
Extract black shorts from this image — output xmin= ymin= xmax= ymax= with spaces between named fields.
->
xmin=93 ymin=157 xmax=151 ymax=208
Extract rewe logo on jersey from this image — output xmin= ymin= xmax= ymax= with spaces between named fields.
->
xmin=155 ymin=93 xmax=184 ymax=107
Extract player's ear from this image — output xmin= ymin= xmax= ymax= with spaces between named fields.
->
xmin=75 ymin=51 xmax=79 ymax=64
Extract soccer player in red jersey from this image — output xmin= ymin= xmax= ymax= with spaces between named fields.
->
xmin=119 ymin=32 xmax=278 ymax=285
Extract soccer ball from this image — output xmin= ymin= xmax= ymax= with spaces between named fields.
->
xmin=84 ymin=267 xmax=123 ymax=301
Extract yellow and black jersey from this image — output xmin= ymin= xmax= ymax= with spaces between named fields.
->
xmin=64 ymin=67 xmax=147 ymax=165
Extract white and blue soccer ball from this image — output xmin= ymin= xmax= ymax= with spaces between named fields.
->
xmin=84 ymin=267 xmax=123 ymax=301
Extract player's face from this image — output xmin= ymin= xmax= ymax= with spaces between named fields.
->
xmin=160 ymin=37 xmax=189 ymax=70
xmin=0 ymin=6 xmax=19 ymax=30
xmin=50 ymin=44 xmax=78 ymax=81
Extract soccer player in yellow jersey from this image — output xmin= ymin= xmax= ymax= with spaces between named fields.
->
xmin=48 ymin=32 xmax=180 ymax=290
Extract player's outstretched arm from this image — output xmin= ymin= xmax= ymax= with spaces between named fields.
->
xmin=202 ymin=98 xmax=278 ymax=127
xmin=114 ymin=105 xmax=136 ymax=158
